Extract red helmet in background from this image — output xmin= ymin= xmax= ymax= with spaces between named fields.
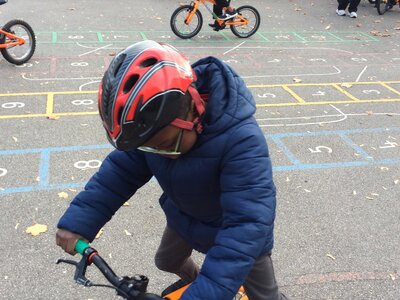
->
xmin=98 ymin=40 xmax=196 ymax=150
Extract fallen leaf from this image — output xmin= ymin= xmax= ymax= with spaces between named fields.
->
xmin=96 ymin=228 xmax=104 ymax=239
xmin=15 ymin=223 xmax=20 ymax=229
xmin=26 ymin=224 xmax=48 ymax=236
xmin=326 ymin=254 xmax=336 ymax=260
xmin=47 ymin=115 xmax=60 ymax=120
xmin=394 ymin=180 xmax=399 ymax=185
xmin=124 ymin=229 xmax=132 ymax=236
xmin=366 ymin=196 xmax=374 ymax=200
xmin=353 ymin=190 xmax=357 ymax=195
xmin=123 ymin=202 xmax=130 ymax=206
xmin=325 ymin=24 xmax=331 ymax=30
xmin=12 ymin=136 xmax=18 ymax=142
xmin=58 ymin=192 xmax=69 ymax=199
xmin=293 ymin=77 xmax=302 ymax=83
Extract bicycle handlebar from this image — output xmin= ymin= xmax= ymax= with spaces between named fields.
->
xmin=56 ymin=240 xmax=163 ymax=300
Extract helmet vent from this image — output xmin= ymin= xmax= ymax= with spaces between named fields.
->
xmin=139 ymin=57 xmax=158 ymax=68
xmin=123 ymin=74 xmax=139 ymax=94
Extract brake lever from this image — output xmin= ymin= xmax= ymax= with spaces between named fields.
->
xmin=56 ymin=256 xmax=92 ymax=286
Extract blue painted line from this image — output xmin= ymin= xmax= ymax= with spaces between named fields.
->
xmin=0 ymin=144 xmax=112 ymax=156
xmin=269 ymin=136 xmax=301 ymax=165
xmin=274 ymin=158 xmax=400 ymax=172
xmin=39 ymin=150 xmax=50 ymax=186
xmin=265 ymin=127 xmax=400 ymax=139
xmin=338 ymin=134 xmax=372 ymax=160
xmin=0 ymin=127 xmax=399 ymax=196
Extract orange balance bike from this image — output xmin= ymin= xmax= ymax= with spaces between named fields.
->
xmin=0 ymin=0 xmax=36 ymax=65
xmin=170 ymin=0 xmax=260 ymax=39
xmin=57 ymin=240 xmax=249 ymax=300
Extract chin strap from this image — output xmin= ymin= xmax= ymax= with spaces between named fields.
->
xmin=170 ymin=85 xmax=206 ymax=134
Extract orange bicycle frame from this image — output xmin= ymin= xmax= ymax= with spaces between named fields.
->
xmin=185 ymin=0 xmax=249 ymax=27
xmin=0 ymin=28 xmax=26 ymax=49
xmin=164 ymin=284 xmax=248 ymax=300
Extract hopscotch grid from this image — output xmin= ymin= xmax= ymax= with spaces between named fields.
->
xmin=0 ymin=128 xmax=399 ymax=195
xmin=2 ymin=81 xmax=400 ymax=119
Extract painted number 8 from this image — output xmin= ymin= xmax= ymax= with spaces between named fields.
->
xmin=71 ymin=99 xmax=94 ymax=106
xmin=74 ymin=160 xmax=101 ymax=170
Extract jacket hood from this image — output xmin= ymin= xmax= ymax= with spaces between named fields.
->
xmin=192 ymin=57 xmax=256 ymax=139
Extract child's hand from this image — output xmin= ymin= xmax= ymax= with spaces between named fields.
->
xmin=55 ymin=229 xmax=85 ymax=255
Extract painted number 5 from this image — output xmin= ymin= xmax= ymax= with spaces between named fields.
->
xmin=308 ymin=146 xmax=333 ymax=153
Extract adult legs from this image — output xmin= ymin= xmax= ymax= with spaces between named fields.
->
xmin=348 ymin=0 xmax=361 ymax=12
xmin=154 ymin=226 xmax=199 ymax=283
xmin=337 ymin=0 xmax=350 ymax=10
xmin=243 ymin=253 xmax=289 ymax=300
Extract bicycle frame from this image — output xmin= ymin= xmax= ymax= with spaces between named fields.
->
xmin=57 ymin=240 xmax=249 ymax=300
xmin=0 ymin=28 xmax=26 ymax=48
xmin=185 ymin=0 xmax=249 ymax=27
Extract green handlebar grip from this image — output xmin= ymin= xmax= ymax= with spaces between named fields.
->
xmin=75 ymin=239 xmax=90 ymax=255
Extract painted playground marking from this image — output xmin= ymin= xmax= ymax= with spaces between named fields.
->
xmin=0 ymin=127 xmax=399 ymax=195
xmin=1 ymin=81 xmax=400 ymax=120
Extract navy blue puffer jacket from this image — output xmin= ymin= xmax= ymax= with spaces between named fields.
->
xmin=58 ymin=56 xmax=276 ymax=300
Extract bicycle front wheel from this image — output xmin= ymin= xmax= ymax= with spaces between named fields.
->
xmin=376 ymin=0 xmax=392 ymax=15
xmin=170 ymin=5 xmax=203 ymax=39
xmin=0 ymin=19 xmax=36 ymax=65
xmin=230 ymin=6 xmax=260 ymax=38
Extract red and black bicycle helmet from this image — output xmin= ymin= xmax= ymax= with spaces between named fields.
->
xmin=98 ymin=40 xmax=202 ymax=151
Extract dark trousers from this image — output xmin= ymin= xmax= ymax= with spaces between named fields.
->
xmin=154 ymin=226 xmax=288 ymax=300
xmin=337 ymin=0 xmax=361 ymax=12
xmin=213 ymin=0 xmax=231 ymax=15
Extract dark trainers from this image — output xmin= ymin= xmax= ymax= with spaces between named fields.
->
xmin=218 ymin=9 xmax=237 ymax=20
xmin=161 ymin=279 xmax=189 ymax=297
xmin=208 ymin=22 xmax=217 ymax=28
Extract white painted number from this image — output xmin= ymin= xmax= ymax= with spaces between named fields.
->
xmin=68 ymin=35 xmax=84 ymax=39
xmin=74 ymin=160 xmax=102 ymax=170
xmin=308 ymin=146 xmax=333 ymax=153
xmin=71 ymin=99 xmax=94 ymax=106
xmin=362 ymin=90 xmax=380 ymax=95
xmin=379 ymin=140 xmax=398 ymax=149
xmin=71 ymin=62 xmax=89 ymax=67
xmin=312 ymin=91 xmax=326 ymax=96
xmin=351 ymin=57 xmax=367 ymax=62
xmin=258 ymin=93 xmax=276 ymax=98
xmin=0 ymin=168 xmax=7 ymax=177
xmin=1 ymin=102 xmax=25 ymax=109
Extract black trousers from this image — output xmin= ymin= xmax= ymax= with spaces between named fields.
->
xmin=154 ymin=226 xmax=289 ymax=300
xmin=213 ymin=0 xmax=231 ymax=15
xmin=337 ymin=0 xmax=361 ymax=12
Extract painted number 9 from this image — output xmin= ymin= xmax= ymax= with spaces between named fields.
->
xmin=2 ymin=102 xmax=25 ymax=109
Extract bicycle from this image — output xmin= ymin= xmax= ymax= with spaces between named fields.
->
xmin=0 ymin=0 xmax=36 ymax=65
xmin=170 ymin=0 xmax=260 ymax=39
xmin=57 ymin=240 xmax=249 ymax=300
xmin=376 ymin=0 xmax=399 ymax=14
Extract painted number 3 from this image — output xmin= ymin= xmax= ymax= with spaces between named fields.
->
xmin=74 ymin=160 xmax=101 ymax=170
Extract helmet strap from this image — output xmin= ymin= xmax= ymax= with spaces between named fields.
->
xmin=170 ymin=85 xmax=205 ymax=134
